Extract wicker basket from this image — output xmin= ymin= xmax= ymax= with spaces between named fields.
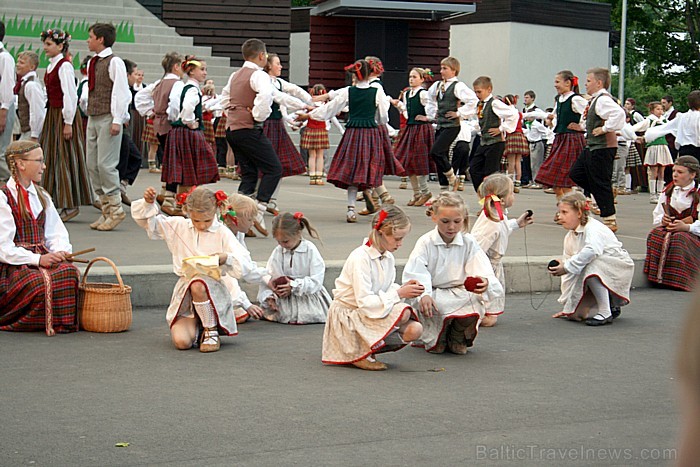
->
xmin=79 ymin=257 xmax=132 ymax=333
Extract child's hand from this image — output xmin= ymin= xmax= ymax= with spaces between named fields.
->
xmin=275 ymin=282 xmax=292 ymax=298
xmin=398 ymin=279 xmax=424 ymax=299
xmin=186 ymin=120 xmax=200 ymax=130
xmin=295 ymin=113 xmax=310 ymax=122
xmin=312 ymin=94 xmax=330 ymax=103
xmin=414 ymin=115 xmax=430 ymax=122
xmin=419 ymin=295 xmax=438 ymax=318
xmin=143 ymin=187 xmax=157 ymax=204
xmin=216 ymin=253 xmax=228 ymax=265
xmin=247 ymin=305 xmax=264 ymax=320
xmin=667 ymin=220 xmax=691 ymax=232
xmin=566 ymin=122 xmax=584 ymax=132
xmin=63 ymin=124 xmax=73 ymax=141
xmin=265 ymin=296 xmax=279 ymax=312
xmin=517 ymin=212 xmax=534 ymax=228
xmin=473 ymin=277 xmax=489 ymax=294
xmin=39 ymin=252 xmax=67 ymax=268
xmin=487 ymin=128 xmax=501 ymax=137
xmin=661 ymin=214 xmax=674 ymax=227
xmin=445 ymin=110 xmax=459 ymax=120
xmin=548 ymin=263 xmax=567 ymax=276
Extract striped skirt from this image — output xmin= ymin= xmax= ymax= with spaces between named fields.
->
xmin=627 ymin=142 xmax=643 ymax=167
xmin=214 ymin=115 xmax=227 ymax=138
xmin=203 ymin=119 xmax=215 ymax=145
xmin=39 ymin=107 xmax=93 ymax=209
xmin=645 ymin=227 xmax=700 ymax=291
xmin=142 ymin=119 xmax=159 ymax=145
xmin=504 ymin=131 xmax=530 ymax=157
xmin=301 ymin=127 xmax=330 ymax=150
xmin=394 ymin=123 xmax=434 ymax=175
xmin=0 ymin=261 xmax=79 ymax=334
xmin=264 ymin=119 xmax=306 ymax=177
xmin=535 ymin=132 xmax=585 ymax=188
xmin=327 ymin=127 xmax=391 ymax=190
xmin=162 ymin=127 xmax=220 ymax=186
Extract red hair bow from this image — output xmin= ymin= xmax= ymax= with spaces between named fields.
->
xmin=571 ymin=76 xmax=579 ymax=87
xmin=176 ymin=186 xmax=197 ymax=206
xmin=583 ymin=200 xmax=591 ymax=211
xmin=215 ymin=190 xmax=228 ymax=205
xmin=344 ymin=62 xmax=364 ymax=81
xmin=374 ymin=209 xmax=388 ymax=230
xmin=293 ymin=211 xmax=304 ymax=222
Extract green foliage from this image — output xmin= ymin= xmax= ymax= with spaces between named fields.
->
xmin=612 ymin=74 xmax=693 ymax=112
xmin=291 ymin=0 xmax=313 ymax=6
xmin=1 ymin=14 xmax=135 ymax=43
xmin=7 ymin=43 xmax=82 ymax=70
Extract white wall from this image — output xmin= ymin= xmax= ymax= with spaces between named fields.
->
xmin=451 ymin=22 xmax=609 ymax=108
xmin=289 ymin=32 xmax=310 ymax=86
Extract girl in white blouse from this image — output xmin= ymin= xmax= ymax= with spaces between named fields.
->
xmin=549 ymin=192 xmax=634 ymax=326
xmin=322 ymin=206 xmax=424 ymax=371
xmin=258 ymin=212 xmax=331 ymax=324
xmin=403 ymin=192 xmax=503 ymax=354
xmin=472 ymin=174 xmax=533 ymax=327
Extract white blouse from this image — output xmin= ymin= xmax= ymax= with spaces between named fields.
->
xmin=651 ymin=182 xmax=700 ymax=236
xmin=309 ymin=81 xmax=390 ymax=123
xmin=47 ymin=53 xmax=78 ymax=125
xmin=0 ymin=178 xmax=72 ymax=265
xmin=175 ymin=78 xmax=202 ymax=125
xmin=19 ymin=72 xmax=47 ymax=138
xmin=562 ymin=218 xmax=625 ymax=275
xmin=471 ymin=211 xmax=519 ymax=258
xmin=257 ymin=239 xmax=326 ymax=304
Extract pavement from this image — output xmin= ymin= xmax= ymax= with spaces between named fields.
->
xmin=0 ymin=288 xmax=689 ymax=466
xmin=67 ymin=170 xmax=658 ymax=306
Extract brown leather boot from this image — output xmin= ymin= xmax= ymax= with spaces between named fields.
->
xmin=96 ymin=194 xmax=127 ymax=231
xmin=352 ymin=356 xmax=387 ymax=371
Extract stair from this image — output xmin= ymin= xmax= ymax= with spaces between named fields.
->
xmin=1 ymin=0 xmax=237 ymax=90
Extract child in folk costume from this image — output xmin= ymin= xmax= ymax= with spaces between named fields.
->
xmin=645 ymin=90 xmax=700 ymax=165
xmin=40 ymin=28 xmax=92 ymax=223
xmin=631 ymin=102 xmax=674 ymax=203
xmin=403 ymin=193 xmax=503 ymax=354
xmin=502 ymin=95 xmax=529 ymax=193
xmin=0 ymin=141 xmax=79 ymax=334
xmin=391 ymin=67 xmax=435 ymax=207
xmin=302 ymin=84 xmax=332 ymax=186
xmin=201 ymin=83 xmax=219 ymax=154
xmin=322 ymin=206 xmax=424 ymax=370
xmin=299 ymin=60 xmax=399 ymax=223
xmin=645 ymin=156 xmax=700 ymax=291
xmin=533 ymin=70 xmax=587 ymax=219
xmin=258 ymin=212 xmax=331 ymax=324
xmin=132 ymin=186 xmax=263 ymax=352
xmin=162 ymin=56 xmax=220 ymax=214
xmin=549 ymin=192 xmax=634 ymax=326
xmin=15 ymin=51 xmax=46 ymax=142
xmin=471 ymin=174 xmax=533 ymax=327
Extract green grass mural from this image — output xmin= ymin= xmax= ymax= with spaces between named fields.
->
xmin=7 ymin=43 xmax=82 ymax=70
xmin=2 ymin=14 xmax=135 ymax=43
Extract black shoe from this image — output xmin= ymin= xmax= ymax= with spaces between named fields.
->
xmin=585 ymin=315 xmax=613 ymax=326
xmin=611 ymin=307 xmax=621 ymax=319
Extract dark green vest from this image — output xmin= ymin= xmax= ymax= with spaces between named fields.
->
xmin=406 ymin=89 xmax=428 ymax=125
xmin=554 ymin=95 xmax=581 ymax=134
xmin=346 ymin=87 xmax=378 ymax=128
xmin=437 ymin=81 xmax=459 ymax=129
xmin=586 ymin=93 xmax=615 ymax=151
xmin=77 ymin=79 xmax=88 ymax=118
xmin=269 ymin=79 xmax=283 ymax=120
xmin=646 ymin=118 xmax=668 ymax=147
xmin=479 ymin=98 xmax=502 ymax=146
xmin=172 ymin=84 xmax=204 ymax=131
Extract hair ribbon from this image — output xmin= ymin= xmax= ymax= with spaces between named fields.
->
xmin=571 ymin=76 xmax=579 ymax=87
xmin=479 ymin=194 xmax=504 ymax=221
xmin=293 ymin=211 xmax=304 ymax=223
xmin=176 ymin=185 xmax=197 ymax=206
xmin=344 ymin=62 xmax=364 ymax=81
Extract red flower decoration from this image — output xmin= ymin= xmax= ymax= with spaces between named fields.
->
xmin=215 ymin=190 xmax=228 ymax=202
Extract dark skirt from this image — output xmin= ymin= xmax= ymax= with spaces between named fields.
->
xmin=263 ymin=119 xmax=306 ymax=177
xmin=377 ymin=124 xmax=405 ymax=177
xmin=394 ymin=123 xmax=434 ymax=176
xmin=327 ymin=127 xmax=389 ymax=190
xmin=535 ymin=132 xmax=585 ymax=188
xmin=162 ymin=127 xmax=220 ymax=186
xmin=645 ymin=226 xmax=700 ymax=291
xmin=130 ymin=109 xmax=147 ymax=154
xmin=40 ymin=107 xmax=93 ymax=209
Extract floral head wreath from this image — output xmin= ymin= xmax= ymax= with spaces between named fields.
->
xmin=40 ymin=29 xmax=71 ymax=44
xmin=5 ymin=142 xmax=41 ymax=157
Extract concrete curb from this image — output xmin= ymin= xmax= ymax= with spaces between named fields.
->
xmin=80 ymin=255 xmax=649 ymax=308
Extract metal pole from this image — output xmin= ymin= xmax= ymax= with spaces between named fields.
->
xmin=618 ymin=0 xmax=628 ymax=100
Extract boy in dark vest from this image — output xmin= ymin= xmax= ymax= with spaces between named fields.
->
xmin=15 ymin=51 xmax=46 ymax=142
xmin=469 ymin=76 xmax=518 ymax=193
xmin=85 ymin=22 xmax=131 ymax=231
xmin=569 ymin=67 xmax=625 ymax=232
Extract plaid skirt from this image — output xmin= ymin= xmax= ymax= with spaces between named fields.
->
xmin=627 ymin=142 xmax=643 ymax=167
xmin=301 ymin=127 xmax=330 ymax=150
xmin=142 ymin=119 xmax=158 ymax=145
xmin=504 ymin=131 xmax=530 ymax=157
xmin=40 ymin=107 xmax=93 ymax=209
xmin=535 ymin=132 xmax=585 ymax=188
xmin=645 ymin=227 xmax=700 ymax=291
xmin=264 ymin=119 xmax=306 ymax=177
xmin=327 ymin=127 xmax=390 ymax=190
xmin=0 ymin=261 xmax=79 ymax=334
xmin=394 ymin=123 xmax=434 ymax=175
xmin=162 ymin=127 xmax=220 ymax=186
xmin=203 ymin=119 xmax=215 ymax=145
xmin=214 ymin=115 xmax=227 ymax=138
xmin=377 ymin=124 xmax=405 ymax=177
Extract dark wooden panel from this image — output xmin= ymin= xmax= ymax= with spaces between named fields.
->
xmin=291 ymin=7 xmax=311 ymax=32
xmin=308 ymin=15 xmax=355 ymax=89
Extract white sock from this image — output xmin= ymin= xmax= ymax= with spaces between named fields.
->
xmin=657 ymin=180 xmax=665 ymax=195
xmin=625 ymin=174 xmax=632 ymax=190
xmin=587 ymin=277 xmax=612 ymax=319
xmin=648 ymin=176 xmax=656 ymax=195
xmin=193 ymin=300 xmax=218 ymax=329
xmin=347 ymin=186 xmax=358 ymax=207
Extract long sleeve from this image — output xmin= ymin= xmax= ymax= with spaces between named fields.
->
xmin=595 ymin=94 xmax=626 ymax=133
xmin=58 ymin=62 xmax=78 ymax=124
xmin=571 ymin=95 xmax=588 ymax=115
xmin=630 ymin=117 xmax=651 ymax=133
xmin=564 ymin=233 xmax=604 ymax=275
xmin=272 ymin=88 xmax=308 ymax=113
xmin=107 ymin=56 xmax=131 ymax=125
xmin=167 ymin=81 xmax=185 ymax=122
xmin=491 ymin=99 xmax=518 ymax=133
xmin=424 ymin=81 xmax=439 ymax=121
xmin=330 ymin=116 xmax=345 ymax=135
xmin=651 ymin=193 xmax=666 ymax=226
xmin=309 ymin=87 xmax=349 ymax=121
xmin=290 ymin=244 xmax=326 ymax=296
xmin=250 ymin=69 xmax=275 ymax=122
xmin=454 ymin=81 xmax=478 ymax=119
xmin=346 ymin=251 xmax=401 ymax=319
xmin=178 ymin=85 xmax=200 ymax=124
xmin=0 ymin=193 xmax=41 ymax=265
xmin=645 ymin=117 xmax=678 ymax=143
xmin=278 ymin=78 xmax=312 ymax=104
xmin=0 ymin=52 xmax=15 ymax=110
xmin=130 ymin=198 xmax=169 ymax=240
xmin=24 ymin=81 xmax=47 ymax=138
xmin=257 ymin=247 xmax=282 ymax=304
xmin=402 ymin=239 xmax=434 ymax=298
xmin=135 ymin=81 xmax=157 ymax=117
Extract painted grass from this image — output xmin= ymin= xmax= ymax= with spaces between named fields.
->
xmin=8 ymin=43 xmax=82 ymax=70
xmin=2 ymin=14 xmax=135 ymax=43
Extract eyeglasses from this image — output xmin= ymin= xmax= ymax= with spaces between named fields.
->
xmin=21 ymin=158 xmax=45 ymax=164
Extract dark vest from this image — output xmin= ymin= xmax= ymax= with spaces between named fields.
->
xmin=406 ymin=89 xmax=428 ymax=125
xmin=152 ymin=78 xmax=178 ymax=136
xmin=554 ymin=94 xmax=582 ymax=134
xmin=44 ymin=57 xmax=72 ymax=109
xmin=437 ymin=81 xmax=459 ymax=129
xmin=479 ymin=98 xmax=502 ymax=146
xmin=18 ymin=76 xmax=34 ymax=133
xmin=226 ymin=67 xmax=257 ymax=131
xmin=346 ymin=87 xmax=378 ymax=128
xmin=269 ymin=78 xmax=283 ymax=120
xmin=586 ymin=93 xmax=618 ymax=151
xmin=171 ymin=84 xmax=203 ymax=131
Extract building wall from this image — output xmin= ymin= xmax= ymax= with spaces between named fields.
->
xmin=289 ymin=32 xmax=310 ymax=85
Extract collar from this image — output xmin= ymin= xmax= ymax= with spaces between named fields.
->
xmin=163 ymin=73 xmax=180 ymax=80
xmin=187 ymin=217 xmax=223 ymax=233
xmin=443 ymin=77 xmax=458 ymax=84
xmin=524 ymin=103 xmax=537 ymax=111
xmin=185 ymin=78 xmax=200 ymax=87
xmin=0 ymin=40 xmax=4 ymax=50
xmin=49 ymin=54 xmax=65 ymax=66
xmin=431 ymin=227 xmax=464 ymax=247
xmin=559 ymin=91 xmax=574 ymax=101
xmin=97 ymin=48 xmax=113 ymax=58
xmin=364 ymin=243 xmax=387 ymax=260
xmin=21 ymin=71 xmax=37 ymax=82
xmin=675 ymin=182 xmax=696 ymax=192
xmin=591 ymin=89 xmax=608 ymax=98
xmin=242 ymin=61 xmax=263 ymax=71
xmin=573 ymin=224 xmax=586 ymax=236
xmin=7 ymin=177 xmax=38 ymax=196
xmin=355 ymin=80 xmax=370 ymax=89
xmin=283 ymin=239 xmax=308 ymax=255
xmin=481 ymin=94 xmax=493 ymax=103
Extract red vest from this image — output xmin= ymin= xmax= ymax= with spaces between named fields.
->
xmin=307 ymin=118 xmax=325 ymax=130
xmin=44 ymin=57 xmax=72 ymax=109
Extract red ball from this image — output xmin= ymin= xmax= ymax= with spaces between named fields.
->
xmin=271 ymin=276 xmax=291 ymax=287
xmin=464 ymin=276 xmax=481 ymax=292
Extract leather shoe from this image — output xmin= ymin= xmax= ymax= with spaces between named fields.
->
xmin=352 ymin=357 xmax=387 ymax=371
xmin=585 ymin=315 xmax=613 ymax=326
xmin=611 ymin=307 xmax=621 ymax=319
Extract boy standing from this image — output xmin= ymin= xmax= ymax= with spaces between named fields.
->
xmin=569 ymin=67 xmax=626 ymax=232
xmin=522 ymin=90 xmax=546 ymax=189
xmin=468 ymin=76 xmax=518 ymax=193
xmin=85 ymin=22 xmax=131 ymax=231
xmin=0 ymin=21 xmax=16 ymax=183
xmin=15 ymin=51 xmax=46 ymax=142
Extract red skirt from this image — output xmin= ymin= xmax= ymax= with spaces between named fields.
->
xmin=263 ymin=119 xmax=306 ymax=177
xmin=162 ymin=127 xmax=220 ymax=186
xmin=327 ymin=127 xmax=391 ymax=190
xmin=142 ymin=119 xmax=158 ymax=145
xmin=203 ymin=119 xmax=215 ymax=145
xmin=504 ymin=131 xmax=530 ymax=157
xmin=644 ymin=226 xmax=700 ymax=291
xmin=377 ymin=124 xmax=405 ymax=177
xmin=0 ymin=262 xmax=79 ymax=334
xmin=535 ymin=132 xmax=585 ymax=188
xmin=394 ymin=123 xmax=434 ymax=176
xmin=301 ymin=127 xmax=330 ymax=150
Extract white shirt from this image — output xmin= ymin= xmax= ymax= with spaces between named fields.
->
xmin=271 ymin=76 xmax=312 ymax=105
xmin=86 ymin=48 xmax=131 ymax=124
xmin=0 ymin=178 xmax=72 ymax=265
xmin=257 ymin=239 xmax=327 ymax=304
xmin=481 ymin=94 xmax=519 ymax=134
xmin=522 ymin=105 xmax=548 ymax=142
xmin=47 ymin=54 xmax=78 ymax=124
xmin=19 ymin=72 xmax=47 ymax=138
xmin=402 ymin=228 xmax=503 ymax=303
xmin=175 ymin=78 xmax=202 ymax=124
xmin=134 ymin=74 xmax=183 ymax=118
xmin=562 ymin=218 xmax=625 ymax=276
xmin=78 ymin=77 xmax=89 ymax=116
xmin=309 ymin=81 xmax=390 ymax=123
xmin=631 ymin=114 xmax=665 ymax=134
xmin=471 ymin=211 xmax=520 ymax=259
xmin=395 ymin=86 xmax=429 ymax=119
xmin=663 ymin=106 xmax=676 ymax=120
xmin=0 ymin=41 xmax=15 ymax=110
xmin=331 ymin=243 xmax=402 ymax=319
xmin=425 ymin=77 xmax=478 ymax=121
xmin=456 ymin=117 xmax=479 ymax=143
xmin=644 ymin=110 xmax=700 ymax=148
xmin=221 ymin=61 xmax=276 ymax=123
xmin=651 ymin=182 xmax=700 ymax=236
xmin=586 ymin=89 xmax=626 ymax=133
